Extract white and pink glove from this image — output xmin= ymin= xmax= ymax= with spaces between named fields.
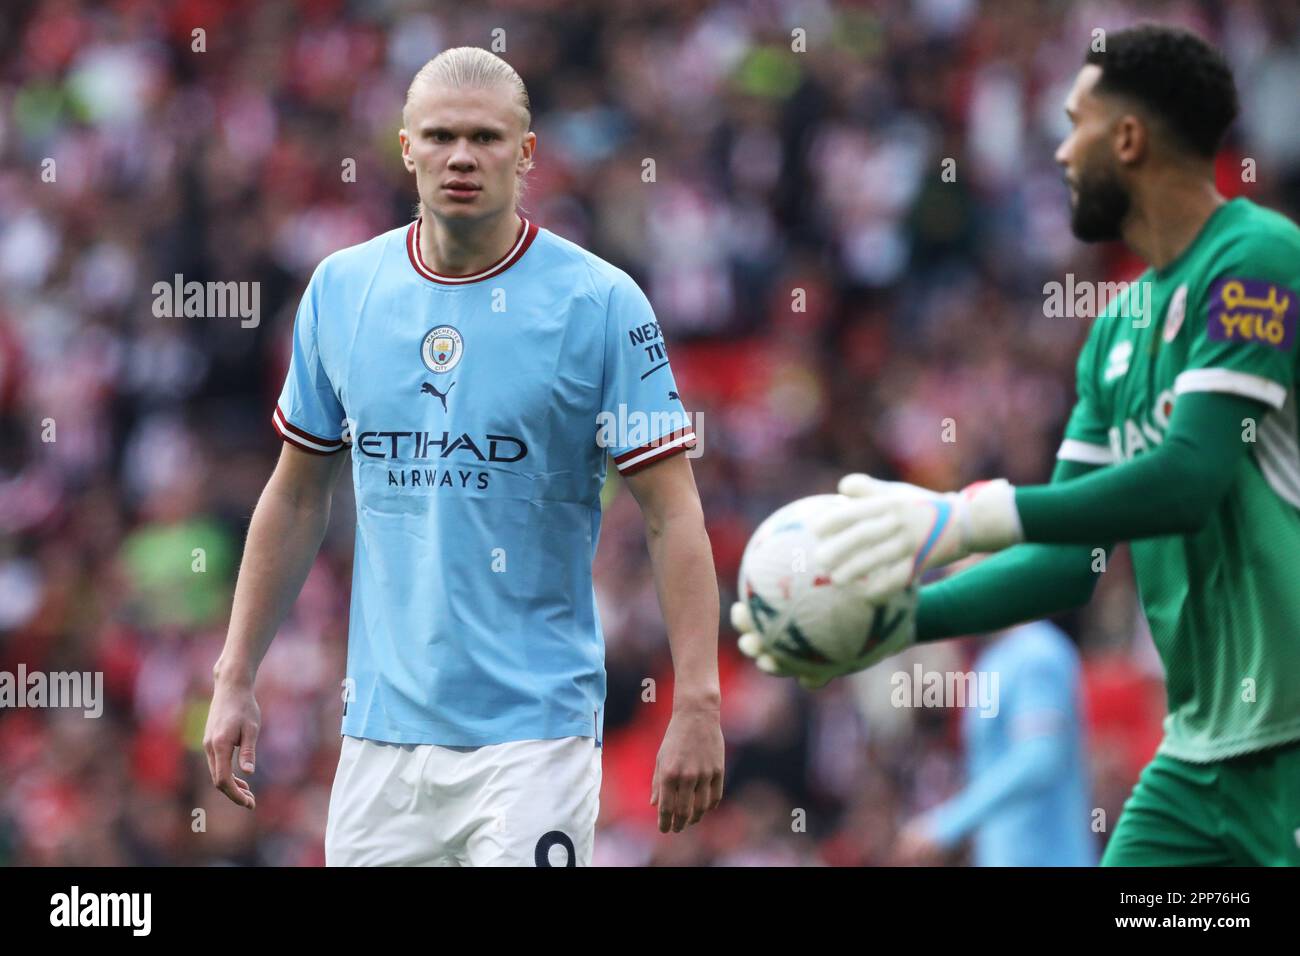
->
xmin=810 ymin=473 xmax=1024 ymax=601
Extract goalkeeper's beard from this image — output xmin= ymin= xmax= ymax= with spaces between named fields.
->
xmin=1069 ymin=162 xmax=1131 ymax=243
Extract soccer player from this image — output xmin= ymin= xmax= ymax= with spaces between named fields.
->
xmin=203 ymin=47 xmax=724 ymax=866
xmin=736 ymin=25 xmax=1300 ymax=866
xmin=894 ymin=622 xmax=1097 ymax=867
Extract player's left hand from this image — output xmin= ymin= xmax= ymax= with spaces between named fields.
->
xmin=651 ymin=703 xmax=724 ymax=834
xmin=811 ymin=473 xmax=1023 ymax=601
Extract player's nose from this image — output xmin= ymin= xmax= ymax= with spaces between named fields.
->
xmin=447 ymin=141 xmax=477 ymax=169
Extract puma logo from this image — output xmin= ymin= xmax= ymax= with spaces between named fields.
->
xmin=420 ymin=380 xmax=454 ymax=412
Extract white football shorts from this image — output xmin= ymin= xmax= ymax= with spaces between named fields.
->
xmin=324 ymin=734 xmax=602 ymax=866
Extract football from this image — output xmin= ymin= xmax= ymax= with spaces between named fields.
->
xmin=738 ymin=494 xmax=917 ymax=666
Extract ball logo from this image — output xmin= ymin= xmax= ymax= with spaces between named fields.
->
xmin=421 ymin=325 xmax=464 ymax=373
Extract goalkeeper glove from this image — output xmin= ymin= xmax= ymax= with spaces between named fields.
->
xmin=811 ymin=473 xmax=1023 ymax=601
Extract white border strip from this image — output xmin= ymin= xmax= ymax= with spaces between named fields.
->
xmin=273 ymin=407 xmax=342 ymax=453
xmin=1056 ymin=438 xmax=1115 ymax=465
xmin=616 ymin=431 xmax=696 ymax=473
xmin=1174 ymin=368 xmax=1288 ymax=409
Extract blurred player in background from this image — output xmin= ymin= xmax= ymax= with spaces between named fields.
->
xmin=895 ymin=622 xmax=1097 ymax=867
xmin=202 ymin=47 xmax=723 ymax=866
xmin=741 ymin=23 xmax=1300 ymax=866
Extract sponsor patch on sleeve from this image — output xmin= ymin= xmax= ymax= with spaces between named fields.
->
xmin=1206 ymin=277 xmax=1297 ymax=350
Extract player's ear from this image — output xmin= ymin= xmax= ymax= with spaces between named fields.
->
xmin=1114 ymin=113 xmax=1147 ymax=166
xmin=518 ymin=130 xmax=536 ymax=176
xmin=399 ymin=129 xmax=416 ymax=172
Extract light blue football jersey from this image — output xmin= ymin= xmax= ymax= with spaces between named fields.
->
xmin=273 ymin=217 xmax=696 ymax=745
xmin=928 ymin=622 xmax=1098 ymax=866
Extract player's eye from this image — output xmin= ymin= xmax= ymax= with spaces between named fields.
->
xmin=475 ymin=132 xmax=497 ymax=143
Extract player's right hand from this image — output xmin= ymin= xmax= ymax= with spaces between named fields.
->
xmin=202 ymin=678 xmax=261 ymax=810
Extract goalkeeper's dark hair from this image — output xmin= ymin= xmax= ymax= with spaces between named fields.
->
xmin=1084 ymin=24 xmax=1238 ymax=160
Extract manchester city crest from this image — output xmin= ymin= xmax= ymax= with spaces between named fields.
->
xmin=421 ymin=325 xmax=464 ymax=373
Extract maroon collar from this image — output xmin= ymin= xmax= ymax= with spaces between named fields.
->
xmin=406 ymin=217 xmax=538 ymax=285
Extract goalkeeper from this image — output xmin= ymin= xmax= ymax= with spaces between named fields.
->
xmin=734 ymin=25 xmax=1300 ymax=866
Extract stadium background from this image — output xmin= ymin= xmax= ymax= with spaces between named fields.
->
xmin=1 ymin=0 xmax=1297 ymax=866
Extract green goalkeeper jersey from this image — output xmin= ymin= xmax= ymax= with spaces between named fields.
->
xmin=1059 ymin=197 xmax=1300 ymax=763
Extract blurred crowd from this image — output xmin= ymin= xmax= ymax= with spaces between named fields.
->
xmin=2 ymin=0 xmax=1298 ymax=866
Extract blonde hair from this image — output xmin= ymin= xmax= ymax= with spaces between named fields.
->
xmin=403 ymin=47 xmax=532 ymax=131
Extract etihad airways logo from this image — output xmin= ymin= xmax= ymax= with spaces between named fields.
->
xmin=355 ymin=429 xmax=527 ymax=462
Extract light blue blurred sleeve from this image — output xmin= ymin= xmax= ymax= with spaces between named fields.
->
xmin=925 ymin=658 xmax=1073 ymax=848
